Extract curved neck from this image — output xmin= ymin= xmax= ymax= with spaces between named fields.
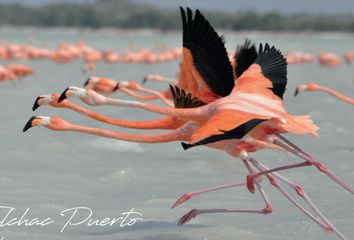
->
xmin=316 ymin=86 xmax=354 ymax=104
xmin=64 ymin=101 xmax=182 ymax=130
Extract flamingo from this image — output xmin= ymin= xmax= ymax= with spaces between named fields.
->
xmin=343 ymin=51 xmax=354 ymax=64
xmin=23 ymin=7 xmax=352 ymax=239
xmin=5 ymin=64 xmax=35 ymax=78
xmin=84 ymin=76 xmax=173 ymax=106
xmin=295 ymin=82 xmax=354 ymax=105
xmin=318 ymin=50 xmax=341 ymax=67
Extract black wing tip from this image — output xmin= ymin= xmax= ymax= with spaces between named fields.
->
xmin=181 ymin=6 xmax=234 ymax=97
xmin=58 ymin=88 xmax=69 ymax=103
xmin=234 ymin=39 xmax=258 ymax=77
xmin=255 ymin=42 xmax=287 ymax=99
xmin=170 ymin=85 xmax=206 ymax=109
xmin=23 ymin=116 xmax=37 ymax=132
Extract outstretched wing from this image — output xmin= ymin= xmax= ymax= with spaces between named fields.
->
xmin=182 ymin=118 xmax=266 ymax=150
xmin=233 ymin=39 xmax=258 ymax=78
xmin=189 ymin=110 xmax=269 ymax=143
xmin=232 ymin=43 xmax=288 ymax=100
xmin=179 ymin=7 xmax=234 ymax=102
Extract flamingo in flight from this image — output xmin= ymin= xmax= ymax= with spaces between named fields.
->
xmin=23 ymin=8 xmax=353 ymax=239
xmin=83 ymin=76 xmax=173 ymax=106
xmin=295 ymin=82 xmax=354 ymax=105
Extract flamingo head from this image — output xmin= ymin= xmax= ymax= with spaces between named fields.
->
xmin=58 ymin=86 xmax=105 ymax=106
xmin=23 ymin=116 xmax=52 ymax=132
xmin=33 ymin=93 xmax=69 ymax=111
xmin=23 ymin=116 xmax=70 ymax=132
xmin=294 ymin=83 xmax=318 ymax=96
xmin=84 ymin=76 xmax=119 ymax=93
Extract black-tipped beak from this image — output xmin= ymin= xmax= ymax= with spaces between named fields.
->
xmin=294 ymin=88 xmax=300 ymax=97
xmin=142 ymin=77 xmax=147 ymax=84
xmin=83 ymin=78 xmax=90 ymax=87
xmin=58 ymin=88 xmax=69 ymax=103
xmin=181 ymin=142 xmax=193 ymax=150
xmin=23 ymin=116 xmax=37 ymax=132
xmin=32 ymin=96 xmax=43 ymax=111
xmin=113 ymin=83 xmax=119 ymax=92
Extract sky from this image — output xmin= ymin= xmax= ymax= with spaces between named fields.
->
xmin=1 ymin=0 xmax=354 ymax=15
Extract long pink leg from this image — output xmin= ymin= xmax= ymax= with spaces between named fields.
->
xmin=272 ymin=136 xmax=354 ymax=194
xmin=178 ymin=159 xmax=273 ymax=225
xmin=172 ymin=181 xmax=246 ymax=208
xmin=250 ymin=158 xmax=348 ymax=240
xmin=246 ymin=161 xmax=311 ymax=193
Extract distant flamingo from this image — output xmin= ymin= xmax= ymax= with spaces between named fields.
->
xmin=286 ymin=50 xmax=314 ymax=64
xmin=318 ymin=50 xmax=341 ymax=67
xmin=343 ymin=51 xmax=354 ymax=64
xmin=84 ymin=76 xmax=173 ymax=106
xmin=5 ymin=64 xmax=35 ymax=78
xmin=143 ymin=74 xmax=178 ymax=85
xmin=295 ymin=82 xmax=354 ymax=104
xmin=0 ymin=65 xmax=17 ymax=81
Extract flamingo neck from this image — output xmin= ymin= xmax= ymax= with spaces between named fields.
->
xmin=64 ymin=101 xmax=182 ymax=130
xmin=104 ymin=97 xmax=205 ymax=121
xmin=316 ymin=85 xmax=354 ymax=104
xmin=65 ymin=123 xmax=186 ymax=143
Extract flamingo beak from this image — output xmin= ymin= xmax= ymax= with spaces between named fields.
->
xmin=294 ymin=85 xmax=306 ymax=97
xmin=113 ymin=83 xmax=119 ymax=91
xmin=23 ymin=116 xmax=51 ymax=132
xmin=83 ymin=78 xmax=90 ymax=87
xmin=23 ymin=116 xmax=38 ymax=132
xmin=58 ymin=87 xmax=69 ymax=103
xmin=142 ymin=76 xmax=147 ymax=84
xmin=32 ymin=96 xmax=43 ymax=111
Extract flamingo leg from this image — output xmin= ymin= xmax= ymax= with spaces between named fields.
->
xmin=246 ymin=161 xmax=311 ymax=193
xmin=272 ymin=136 xmax=354 ymax=195
xmin=249 ymin=158 xmax=348 ymax=240
xmin=172 ymin=181 xmax=247 ymax=209
xmin=177 ymin=159 xmax=273 ymax=225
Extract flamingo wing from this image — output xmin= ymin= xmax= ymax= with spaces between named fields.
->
xmin=232 ymin=43 xmax=288 ymax=100
xmin=182 ymin=118 xmax=266 ymax=150
xmin=179 ymin=7 xmax=234 ymax=102
xmin=233 ymin=39 xmax=258 ymax=78
xmin=169 ymin=85 xmax=206 ymax=108
xmin=189 ymin=110 xmax=269 ymax=143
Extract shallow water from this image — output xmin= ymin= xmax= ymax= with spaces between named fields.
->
xmin=0 ymin=29 xmax=354 ymax=240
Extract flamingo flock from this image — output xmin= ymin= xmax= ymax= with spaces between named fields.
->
xmin=20 ymin=7 xmax=353 ymax=240
xmin=0 ymin=63 xmax=35 ymax=81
